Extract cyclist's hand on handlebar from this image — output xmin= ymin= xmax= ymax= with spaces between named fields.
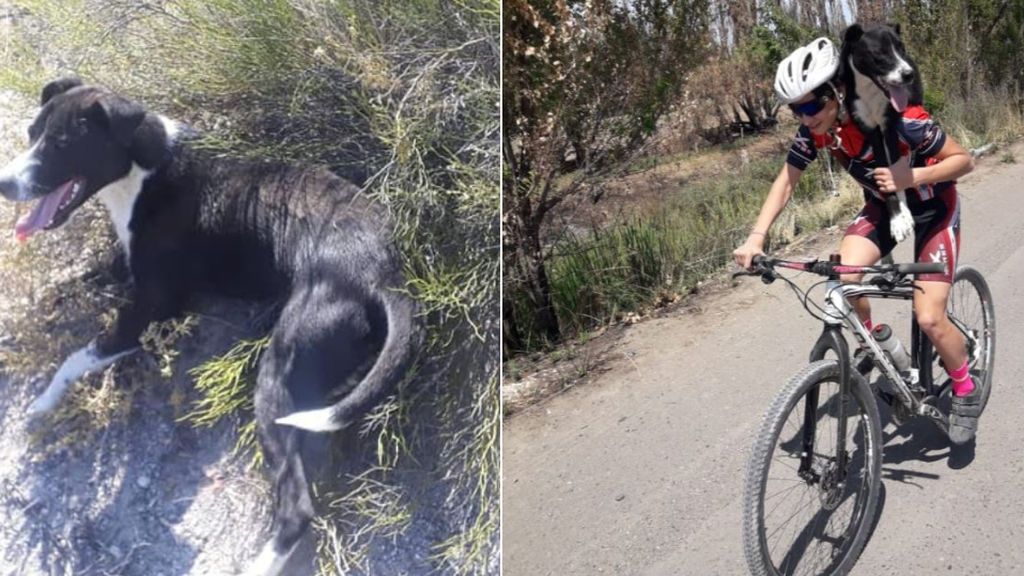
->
xmin=733 ymin=239 xmax=765 ymax=270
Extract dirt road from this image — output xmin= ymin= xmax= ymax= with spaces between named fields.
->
xmin=503 ymin=143 xmax=1024 ymax=575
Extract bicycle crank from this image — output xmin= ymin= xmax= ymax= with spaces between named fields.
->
xmin=916 ymin=397 xmax=949 ymax=429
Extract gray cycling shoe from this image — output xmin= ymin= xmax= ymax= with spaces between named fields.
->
xmin=949 ymin=384 xmax=983 ymax=445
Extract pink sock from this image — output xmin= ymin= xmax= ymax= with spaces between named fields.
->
xmin=948 ymin=360 xmax=975 ymax=397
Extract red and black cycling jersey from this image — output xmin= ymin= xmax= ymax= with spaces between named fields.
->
xmin=785 ymin=105 xmax=952 ymax=203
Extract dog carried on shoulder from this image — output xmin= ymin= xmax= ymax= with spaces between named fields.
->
xmin=838 ymin=22 xmax=925 ymax=243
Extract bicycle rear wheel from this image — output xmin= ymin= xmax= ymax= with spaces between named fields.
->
xmin=922 ymin=266 xmax=996 ymax=411
xmin=743 ymin=360 xmax=883 ymax=576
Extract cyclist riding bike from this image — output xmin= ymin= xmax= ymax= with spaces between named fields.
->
xmin=732 ymin=37 xmax=980 ymax=443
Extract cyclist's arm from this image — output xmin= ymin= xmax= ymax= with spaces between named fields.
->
xmin=733 ymin=163 xmax=803 ymax=269
xmin=911 ymin=136 xmax=974 ymax=186
xmin=878 ymin=115 xmax=974 ymax=191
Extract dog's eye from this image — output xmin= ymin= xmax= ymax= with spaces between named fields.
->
xmin=52 ymin=135 xmax=70 ymax=149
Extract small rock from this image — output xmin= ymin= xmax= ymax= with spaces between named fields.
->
xmin=137 ymin=475 xmax=151 ymax=489
xmin=615 ymin=494 xmax=625 ymax=502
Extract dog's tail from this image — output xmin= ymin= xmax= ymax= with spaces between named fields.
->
xmin=274 ymin=289 xmax=419 ymax=433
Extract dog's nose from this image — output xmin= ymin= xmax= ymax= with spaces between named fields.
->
xmin=901 ymin=70 xmax=915 ymax=83
xmin=0 ymin=174 xmax=21 ymax=201
xmin=0 ymin=148 xmax=38 ymax=201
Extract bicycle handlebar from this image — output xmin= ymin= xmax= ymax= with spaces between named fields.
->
xmin=746 ymin=255 xmax=945 ymax=278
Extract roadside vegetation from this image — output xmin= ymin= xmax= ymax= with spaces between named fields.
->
xmin=1 ymin=0 xmax=498 ymax=573
xmin=543 ymin=156 xmax=860 ymax=341
xmin=503 ymin=0 xmax=1024 ymax=363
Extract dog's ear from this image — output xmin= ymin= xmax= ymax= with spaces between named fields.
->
xmin=89 ymin=94 xmax=171 ymax=169
xmin=843 ymin=23 xmax=864 ymax=45
xmin=89 ymin=94 xmax=147 ymax=149
xmin=891 ymin=23 xmax=902 ymax=36
xmin=129 ymin=115 xmax=172 ymax=169
xmin=40 ymin=77 xmax=83 ymax=106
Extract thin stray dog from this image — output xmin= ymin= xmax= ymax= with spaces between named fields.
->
xmin=839 ymin=22 xmax=924 ymax=243
xmin=0 ymin=78 xmax=420 ymax=575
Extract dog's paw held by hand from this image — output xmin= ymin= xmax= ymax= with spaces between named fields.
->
xmin=890 ymin=208 xmax=914 ymax=243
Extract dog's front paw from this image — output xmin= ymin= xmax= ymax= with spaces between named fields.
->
xmin=890 ymin=207 xmax=914 ymax=243
xmin=26 ymin=389 xmax=61 ymax=421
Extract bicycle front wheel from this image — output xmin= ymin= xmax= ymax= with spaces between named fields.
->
xmin=742 ymin=360 xmax=883 ymax=576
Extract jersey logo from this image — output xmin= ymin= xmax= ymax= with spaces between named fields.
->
xmin=792 ymin=135 xmax=813 ymax=155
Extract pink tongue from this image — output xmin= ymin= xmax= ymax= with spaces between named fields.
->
xmin=889 ymin=85 xmax=909 ymax=112
xmin=15 ymin=181 xmax=75 ymax=242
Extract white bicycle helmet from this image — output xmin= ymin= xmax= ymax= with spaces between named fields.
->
xmin=774 ymin=37 xmax=839 ymax=103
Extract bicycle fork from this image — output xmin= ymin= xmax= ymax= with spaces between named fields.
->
xmin=799 ymin=324 xmax=852 ymax=485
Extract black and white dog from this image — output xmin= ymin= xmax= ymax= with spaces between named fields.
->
xmin=839 ymin=23 xmax=924 ymax=243
xmin=0 ymin=78 xmax=420 ymax=575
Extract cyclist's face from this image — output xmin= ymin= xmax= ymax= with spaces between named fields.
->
xmin=794 ymin=94 xmax=839 ymax=135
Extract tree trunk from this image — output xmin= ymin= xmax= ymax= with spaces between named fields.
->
xmin=517 ymin=223 xmax=561 ymax=345
xmin=503 ymin=197 xmax=562 ymax=348
xmin=502 ymin=290 xmax=523 ymax=357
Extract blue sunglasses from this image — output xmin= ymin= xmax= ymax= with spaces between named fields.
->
xmin=788 ymin=95 xmax=831 ymax=118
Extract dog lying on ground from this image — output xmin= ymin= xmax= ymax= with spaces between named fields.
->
xmin=839 ymin=22 xmax=924 ymax=243
xmin=0 ymin=77 xmax=420 ymax=575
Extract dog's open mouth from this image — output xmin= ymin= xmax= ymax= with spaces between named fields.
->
xmin=879 ymin=78 xmax=910 ymax=113
xmin=14 ymin=177 xmax=87 ymax=241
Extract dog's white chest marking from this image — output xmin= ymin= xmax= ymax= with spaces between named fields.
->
xmin=96 ymin=115 xmax=179 ymax=263
xmin=98 ymin=164 xmax=149 ymax=261
xmin=849 ymin=59 xmax=889 ymax=130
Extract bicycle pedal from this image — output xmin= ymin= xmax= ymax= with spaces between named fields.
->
xmin=917 ymin=397 xmax=948 ymax=427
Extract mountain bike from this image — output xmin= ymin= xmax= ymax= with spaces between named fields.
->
xmin=738 ymin=254 xmax=995 ymax=576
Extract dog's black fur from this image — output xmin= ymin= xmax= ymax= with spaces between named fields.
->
xmin=839 ymin=22 xmax=923 ymax=166
xmin=0 ymin=78 xmax=420 ymax=574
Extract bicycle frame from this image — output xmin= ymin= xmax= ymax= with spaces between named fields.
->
xmin=800 ymin=275 xmax=949 ymax=482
